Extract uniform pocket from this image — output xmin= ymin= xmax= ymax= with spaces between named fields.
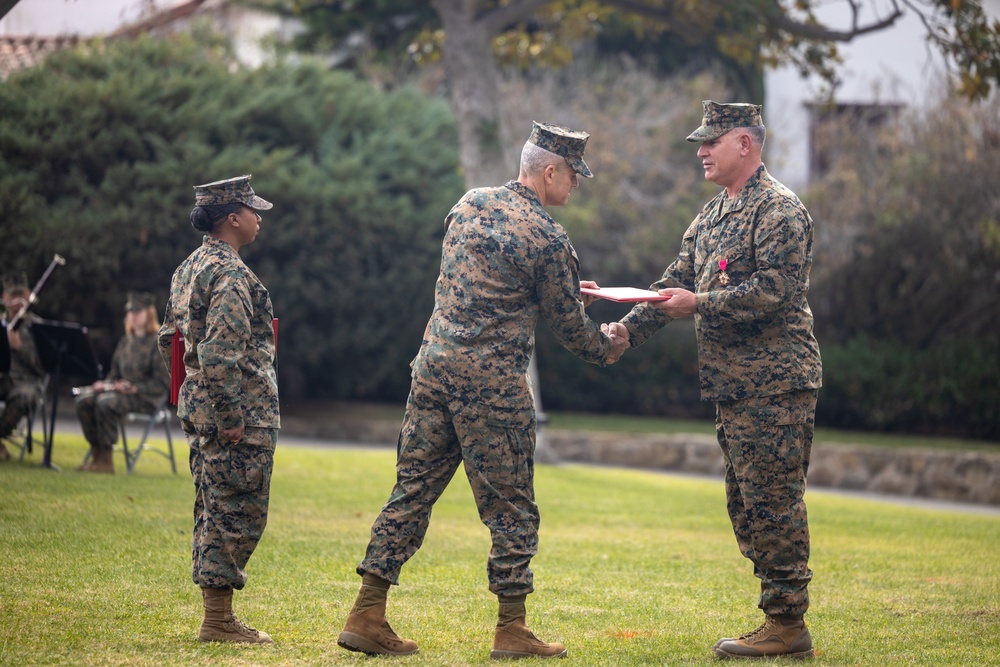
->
xmin=730 ymin=395 xmax=810 ymax=426
xmin=724 ymin=396 xmax=812 ymax=482
xmin=484 ymin=407 xmax=536 ymax=487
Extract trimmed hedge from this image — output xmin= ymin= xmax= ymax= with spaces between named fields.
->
xmin=0 ymin=33 xmax=464 ymax=401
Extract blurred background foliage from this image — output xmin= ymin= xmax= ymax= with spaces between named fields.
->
xmin=0 ymin=30 xmax=997 ymax=440
xmin=0 ymin=32 xmax=464 ymax=402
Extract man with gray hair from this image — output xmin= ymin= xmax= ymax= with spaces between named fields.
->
xmin=337 ymin=121 xmax=628 ymax=660
xmin=616 ymin=101 xmax=822 ymax=659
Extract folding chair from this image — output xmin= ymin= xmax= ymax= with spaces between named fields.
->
xmin=119 ymin=395 xmax=177 ymax=474
xmin=0 ymin=374 xmax=50 ymax=461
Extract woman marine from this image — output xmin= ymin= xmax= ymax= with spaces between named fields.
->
xmin=158 ymin=175 xmax=279 ymax=644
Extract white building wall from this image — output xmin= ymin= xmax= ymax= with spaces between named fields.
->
xmin=764 ymin=0 xmax=1000 ymax=191
xmin=0 ymin=0 xmax=176 ymax=36
xmin=0 ymin=0 xmax=298 ymax=69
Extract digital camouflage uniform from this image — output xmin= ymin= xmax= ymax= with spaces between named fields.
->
xmin=75 ymin=333 xmax=169 ymax=452
xmin=359 ymin=131 xmax=613 ymax=597
xmin=159 ymin=198 xmax=279 ymax=591
xmin=621 ymin=132 xmax=822 ymax=617
xmin=0 ymin=312 xmax=45 ymax=440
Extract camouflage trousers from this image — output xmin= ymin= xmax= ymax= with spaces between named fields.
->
xmin=359 ymin=383 xmax=540 ymax=597
xmin=0 ymin=377 xmax=41 ymax=438
xmin=183 ymin=420 xmax=276 ymax=590
xmin=75 ymin=391 xmax=156 ymax=450
xmin=716 ymin=389 xmax=817 ymax=617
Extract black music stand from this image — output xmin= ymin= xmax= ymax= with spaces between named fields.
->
xmin=30 ymin=320 xmax=100 ymax=471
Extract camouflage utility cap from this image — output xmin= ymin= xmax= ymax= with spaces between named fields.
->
xmin=687 ymin=100 xmax=763 ymax=142
xmin=125 ymin=290 xmax=155 ymax=312
xmin=2 ymin=272 xmax=29 ymax=293
xmin=528 ymin=121 xmax=594 ymax=178
xmin=193 ymin=175 xmax=273 ymax=210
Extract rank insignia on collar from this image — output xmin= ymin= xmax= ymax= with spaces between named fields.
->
xmin=718 ymin=258 xmax=730 ymax=285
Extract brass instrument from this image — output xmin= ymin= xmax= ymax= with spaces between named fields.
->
xmin=6 ymin=254 xmax=66 ymax=332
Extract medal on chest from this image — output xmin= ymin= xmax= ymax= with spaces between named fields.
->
xmin=718 ymin=258 xmax=730 ymax=286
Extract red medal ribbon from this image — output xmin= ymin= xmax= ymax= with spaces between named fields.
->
xmin=718 ymin=258 xmax=730 ymax=285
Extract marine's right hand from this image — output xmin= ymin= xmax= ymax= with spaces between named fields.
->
xmin=602 ymin=322 xmax=630 ymax=364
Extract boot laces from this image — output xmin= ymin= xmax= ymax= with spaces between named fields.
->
xmin=381 ymin=620 xmax=402 ymax=639
xmin=226 ymin=615 xmax=259 ymax=638
xmin=738 ymin=620 xmax=773 ymax=642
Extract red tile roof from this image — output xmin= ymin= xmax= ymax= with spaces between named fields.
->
xmin=0 ymin=0 xmax=210 ymax=78
xmin=0 ymin=34 xmax=81 ymax=78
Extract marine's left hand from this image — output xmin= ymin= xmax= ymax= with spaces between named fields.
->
xmin=580 ymin=280 xmax=600 ymax=308
xmin=653 ymin=288 xmax=697 ymax=318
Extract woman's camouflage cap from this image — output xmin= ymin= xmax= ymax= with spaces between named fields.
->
xmin=124 ymin=291 xmax=155 ymax=312
xmin=193 ymin=174 xmax=273 ymax=210
xmin=686 ymin=100 xmax=763 ymax=142
xmin=528 ymin=121 xmax=594 ymax=178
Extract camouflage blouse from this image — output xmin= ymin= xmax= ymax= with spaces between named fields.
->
xmin=411 ymin=180 xmax=612 ymax=411
xmin=106 ymin=333 xmax=169 ymax=406
xmin=158 ymin=236 xmax=279 ymax=430
xmin=622 ymin=165 xmax=823 ymax=401
xmin=2 ymin=313 xmax=45 ymax=385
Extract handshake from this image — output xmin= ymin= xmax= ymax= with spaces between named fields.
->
xmin=580 ymin=279 xmax=629 ymax=365
xmin=600 ymin=322 xmax=629 ymax=365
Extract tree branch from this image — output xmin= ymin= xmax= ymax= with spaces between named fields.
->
xmin=759 ymin=0 xmax=904 ymax=42
xmin=600 ymin=0 xmax=906 ymax=43
xmin=597 ymin=0 xmax=679 ymax=21
xmin=476 ymin=0 xmax=556 ymax=36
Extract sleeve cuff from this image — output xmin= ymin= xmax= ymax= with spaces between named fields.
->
xmin=695 ymin=291 xmax=712 ymax=315
xmin=215 ymin=409 xmax=243 ymax=431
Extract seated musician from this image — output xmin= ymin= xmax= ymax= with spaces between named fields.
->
xmin=75 ymin=291 xmax=169 ymax=474
xmin=0 ymin=274 xmax=46 ymax=461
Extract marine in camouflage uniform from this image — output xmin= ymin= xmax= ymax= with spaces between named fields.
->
xmin=619 ymin=101 xmax=822 ymax=660
xmin=75 ymin=291 xmax=169 ymax=473
xmin=0 ymin=276 xmax=46 ymax=460
xmin=158 ymin=175 xmax=279 ymax=644
xmin=338 ymin=122 xmax=627 ymax=660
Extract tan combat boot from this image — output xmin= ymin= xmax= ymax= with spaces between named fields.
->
xmin=490 ymin=594 xmax=567 ymax=660
xmin=337 ymin=573 xmax=418 ymax=656
xmin=714 ymin=614 xmax=813 ymax=659
xmin=84 ymin=448 xmax=115 ymax=474
xmin=199 ymin=587 xmax=273 ymax=643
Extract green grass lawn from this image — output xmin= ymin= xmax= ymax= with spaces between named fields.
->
xmin=1 ymin=433 xmax=998 ymax=666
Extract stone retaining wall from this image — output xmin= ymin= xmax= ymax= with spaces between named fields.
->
xmin=546 ymin=430 xmax=1000 ymax=506
xmin=280 ymin=416 xmax=1000 ymax=507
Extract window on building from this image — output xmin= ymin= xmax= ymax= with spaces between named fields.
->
xmin=807 ymin=102 xmax=904 ymax=182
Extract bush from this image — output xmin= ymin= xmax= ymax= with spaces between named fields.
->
xmin=537 ymin=313 xmax=711 ymax=420
xmin=0 ymin=33 xmax=464 ymax=400
xmin=818 ymin=335 xmax=1000 ymax=440
xmin=806 ymin=92 xmax=1000 ymax=440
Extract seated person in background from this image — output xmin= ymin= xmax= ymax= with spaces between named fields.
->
xmin=0 ymin=274 xmax=46 ymax=461
xmin=76 ymin=291 xmax=169 ymax=474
